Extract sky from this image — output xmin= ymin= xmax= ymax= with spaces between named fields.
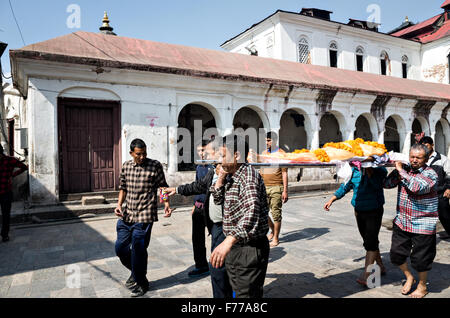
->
xmin=0 ymin=0 xmax=447 ymax=81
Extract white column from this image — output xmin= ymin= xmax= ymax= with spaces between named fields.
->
xmin=311 ymin=130 xmax=320 ymax=150
xmin=167 ymin=126 xmax=178 ymax=174
xmin=378 ymin=130 xmax=385 ymax=144
xmin=402 ymin=130 xmax=412 ymax=155
xmin=345 ymin=129 xmax=354 ymax=141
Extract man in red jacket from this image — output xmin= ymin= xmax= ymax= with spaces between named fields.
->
xmin=0 ymin=144 xmax=28 ymax=242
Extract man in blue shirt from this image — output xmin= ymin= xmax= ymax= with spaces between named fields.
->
xmin=188 ymin=140 xmax=213 ymax=277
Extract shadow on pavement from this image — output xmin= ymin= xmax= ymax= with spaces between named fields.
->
xmin=0 ymin=219 xmax=117 ymax=278
xmin=280 ymin=227 xmax=330 ymax=243
xmin=264 ymin=251 xmax=450 ymax=298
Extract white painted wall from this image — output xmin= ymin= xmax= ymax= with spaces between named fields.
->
xmin=17 ymin=60 xmax=450 ymax=204
xmin=223 ymin=12 xmax=423 ymax=79
xmin=421 ymin=38 xmax=450 ymax=84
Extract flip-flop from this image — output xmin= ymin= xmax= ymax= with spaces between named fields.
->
xmin=269 ymin=241 xmax=279 ymax=248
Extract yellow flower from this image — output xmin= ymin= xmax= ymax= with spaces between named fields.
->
xmin=313 ymin=149 xmax=330 ymax=162
xmin=293 ymin=149 xmax=310 ymax=153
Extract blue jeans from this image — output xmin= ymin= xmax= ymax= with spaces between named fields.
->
xmin=115 ymin=219 xmax=153 ymax=287
xmin=210 ymin=223 xmax=233 ymax=298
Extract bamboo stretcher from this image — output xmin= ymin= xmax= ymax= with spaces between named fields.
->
xmin=195 ymin=160 xmax=396 ymax=168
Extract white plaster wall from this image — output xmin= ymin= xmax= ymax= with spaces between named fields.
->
xmin=21 ymin=66 xmax=450 ymax=204
xmin=225 ymin=13 xmax=422 ymax=79
xmin=421 ymin=38 xmax=450 ymax=84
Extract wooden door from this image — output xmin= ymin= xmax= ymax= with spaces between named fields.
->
xmin=59 ymin=98 xmax=121 ymax=194
xmin=89 ymin=107 xmax=115 ymax=192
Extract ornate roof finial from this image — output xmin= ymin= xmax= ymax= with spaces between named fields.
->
xmin=99 ymin=11 xmax=116 ymax=35
xmin=405 ymin=16 xmax=409 ymax=22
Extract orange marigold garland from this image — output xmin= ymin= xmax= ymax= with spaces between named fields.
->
xmin=323 ymin=142 xmax=353 ymax=153
xmin=293 ymin=149 xmax=310 ymax=154
xmin=364 ymin=141 xmax=387 ymax=154
xmin=345 ymin=138 xmax=364 ymax=156
xmin=313 ymin=149 xmax=330 ymax=162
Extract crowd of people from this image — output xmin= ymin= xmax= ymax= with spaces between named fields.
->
xmin=1 ymin=131 xmax=448 ymax=299
xmin=111 ymin=133 xmax=449 ymax=298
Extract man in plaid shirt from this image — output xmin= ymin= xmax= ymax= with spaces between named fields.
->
xmin=0 ymin=144 xmax=28 ymax=242
xmin=384 ymin=143 xmax=438 ymax=298
xmin=210 ymin=134 xmax=269 ymax=298
xmin=114 ymin=138 xmax=173 ymax=297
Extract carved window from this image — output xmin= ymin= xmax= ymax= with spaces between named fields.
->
xmin=298 ymin=38 xmax=310 ymax=64
xmin=402 ymin=55 xmax=409 ymax=79
xmin=329 ymin=42 xmax=338 ymax=68
xmin=356 ymin=46 xmax=364 ymax=72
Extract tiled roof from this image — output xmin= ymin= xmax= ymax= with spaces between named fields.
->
xmin=10 ymin=31 xmax=450 ymax=102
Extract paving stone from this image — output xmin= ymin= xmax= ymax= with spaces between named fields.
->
xmin=1 ymin=191 xmax=449 ymax=298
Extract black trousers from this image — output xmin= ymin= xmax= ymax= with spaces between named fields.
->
xmin=225 ymin=236 xmax=270 ymax=298
xmin=192 ymin=206 xmax=208 ymax=269
xmin=438 ymin=196 xmax=450 ymax=234
xmin=390 ymin=223 xmax=437 ymax=272
xmin=0 ymin=192 xmax=12 ymax=238
xmin=210 ymin=223 xmax=233 ymax=298
xmin=354 ymin=207 xmax=384 ymax=252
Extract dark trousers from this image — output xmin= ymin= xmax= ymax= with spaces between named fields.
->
xmin=115 ymin=219 xmax=153 ymax=287
xmin=390 ymin=223 xmax=436 ymax=272
xmin=0 ymin=192 xmax=12 ymax=238
xmin=225 ymin=236 xmax=270 ymax=298
xmin=192 ymin=206 xmax=208 ymax=269
xmin=210 ymin=223 xmax=233 ymax=298
xmin=438 ymin=197 xmax=450 ymax=234
xmin=354 ymin=207 xmax=384 ymax=251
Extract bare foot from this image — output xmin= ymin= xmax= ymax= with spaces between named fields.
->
xmin=267 ymin=233 xmax=274 ymax=241
xmin=356 ymin=272 xmax=370 ymax=286
xmin=269 ymin=240 xmax=279 ymax=247
xmin=410 ymin=284 xmax=428 ymax=298
xmin=401 ymin=277 xmax=416 ymax=295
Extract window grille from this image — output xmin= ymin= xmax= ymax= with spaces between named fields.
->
xmin=298 ymin=38 xmax=310 ymax=63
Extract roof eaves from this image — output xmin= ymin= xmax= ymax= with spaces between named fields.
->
xmin=9 ymin=49 xmax=450 ymax=103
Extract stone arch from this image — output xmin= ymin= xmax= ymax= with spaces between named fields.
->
xmin=233 ymin=106 xmax=269 ymax=153
xmin=177 ymin=103 xmax=218 ymax=171
xmin=435 ymin=118 xmax=450 ymax=155
xmin=279 ymin=108 xmax=309 ymax=152
xmin=354 ymin=113 xmax=378 ymax=141
xmin=58 ymin=86 xmax=121 ymax=101
xmin=319 ymin=112 xmax=343 ymax=147
xmin=385 ymin=115 xmax=405 ymax=152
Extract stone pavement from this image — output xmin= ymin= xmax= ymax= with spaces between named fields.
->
xmin=0 ymin=188 xmax=449 ymax=298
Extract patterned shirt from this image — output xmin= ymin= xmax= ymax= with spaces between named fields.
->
xmin=0 ymin=155 xmax=28 ymax=195
xmin=119 ymin=158 xmax=169 ymax=223
xmin=383 ymin=166 xmax=439 ymax=235
xmin=211 ymin=164 xmax=269 ymax=243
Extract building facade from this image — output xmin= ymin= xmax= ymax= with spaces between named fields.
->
xmin=6 ymin=7 xmax=450 ymax=205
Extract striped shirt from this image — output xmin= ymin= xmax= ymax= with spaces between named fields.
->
xmin=211 ymin=164 xmax=269 ymax=243
xmin=119 ymin=158 xmax=169 ymax=223
xmin=383 ymin=166 xmax=439 ymax=235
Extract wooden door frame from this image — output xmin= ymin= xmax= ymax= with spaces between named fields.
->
xmin=58 ymin=97 xmax=122 ymax=194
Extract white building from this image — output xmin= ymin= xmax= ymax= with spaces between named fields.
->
xmin=6 ymin=8 xmax=450 ymax=205
xmin=221 ymin=5 xmax=450 ymax=84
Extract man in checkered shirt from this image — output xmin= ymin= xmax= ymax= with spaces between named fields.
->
xmin=114 ymin=138 xmax=173 ymax=297
xmin=210 ymin=134 xmax=270 ymax=298
xmin=0 ymin=144 xmax=28 ymax=243
xmin=384 ymin=143 xmax=439 ymax=298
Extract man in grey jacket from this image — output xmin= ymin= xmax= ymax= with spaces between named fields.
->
xmin=419 ymin=136 xmax=450 ymax=238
